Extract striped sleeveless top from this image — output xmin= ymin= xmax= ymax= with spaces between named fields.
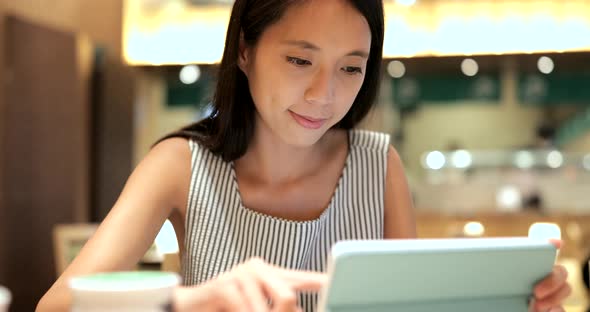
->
xmin=181 ymin=129 xmax=390 ymax=311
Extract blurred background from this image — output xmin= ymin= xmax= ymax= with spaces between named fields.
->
xmin=1 ymin=0 xmax=590 ymax=311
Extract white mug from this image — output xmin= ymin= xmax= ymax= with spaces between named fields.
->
xmin=69 ymin=271 xmax=180 ymax=312
xmin=0 ymin=286 xmax=11 ymax=312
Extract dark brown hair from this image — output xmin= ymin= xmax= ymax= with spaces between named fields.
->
xmin=161 ymin=0 xmax=384 ymax=161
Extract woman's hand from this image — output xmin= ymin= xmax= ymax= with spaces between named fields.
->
xmin=529 ymin=240 xmax=572 ymax=312
xmin=173 ymin=258 xmax=327 ymax=312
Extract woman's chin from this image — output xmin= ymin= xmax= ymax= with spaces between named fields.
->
xmin=281 ymin=127 xmax=329 ymax=148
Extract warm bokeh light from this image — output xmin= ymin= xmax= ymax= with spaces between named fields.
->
xmin=124 ymin=0 xmax=590 ymax=65
xmin=395 ymin=0 xmax=417 ymax=7
xmin=451 ymin=150 xmax=473 ymax=169
xmin=546 ymin=151 xmax=564 ymax=169
xmin=123 ymin=0 xmax=231 ymax=65
xmin=463 ymin=222 xmax=485 ymax=237
xmin=537 ymin=56 xmax=555 ymax=74
xmin=461 ymin=59 xmax=479 ymax=77
xmin=514 ymin=151 xmax=535 ymax=169
xmin=387 ymin=60 xmax=406 ymax=78
xmin=179 ymin=64 xmax=200 ymax=84
xmin=423 ymin=151 xmax=446 ymax=170
xmin=496 ymin=185 xmax=522 ymax=212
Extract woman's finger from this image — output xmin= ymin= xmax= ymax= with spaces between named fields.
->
xmin=275 ymin=268 xmax=328 ymax=291
xmin=216 ymin=280 xmax=248 ymax=312
xmin=257 ymin=273 xmax=298 ymax=312
xmin=237 ymin=270 xmax=271 ymax=312
xmin=534 ymin=265 xmax=568 ymax=299
xmin=548 ymin=239 xmax=562 ymax=249
xmin=534 ymin=283 xmax=571 ymax=312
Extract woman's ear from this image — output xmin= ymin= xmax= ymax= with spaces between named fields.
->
xmin=237 ymin=30 xmax=250 ymax=75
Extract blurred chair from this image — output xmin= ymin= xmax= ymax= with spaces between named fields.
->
xmin=53 ymin=223 xmax=172 ymax=275
xmin=52 ymin=223 xmax=99 ymax=276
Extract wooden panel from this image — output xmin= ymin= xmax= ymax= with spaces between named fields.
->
xmin=90 ymin=51 xmax=135 ymax=221
xmin=0 ymin=16 xmax=89 ymax=311
xmin=1 ymin=0 xmax=122 ymax=58
xmin=0 ymin=2 xmax=7 ymax=289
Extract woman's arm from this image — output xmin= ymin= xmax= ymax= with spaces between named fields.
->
xmin=36 ymin=138 xmax=192 ymax=311
xmin=383 ymin=145 xmax=417 ymax=239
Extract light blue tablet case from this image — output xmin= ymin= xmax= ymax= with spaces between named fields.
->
xmin=318 ymin=237 xmax=556 ymax=312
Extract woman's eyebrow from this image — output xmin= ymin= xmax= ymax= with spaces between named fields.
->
xmin=281 ymin=39 xmax=369 ymax=59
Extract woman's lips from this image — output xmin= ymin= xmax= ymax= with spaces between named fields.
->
xmin=288 ymin=110 xmax=328 ymax=130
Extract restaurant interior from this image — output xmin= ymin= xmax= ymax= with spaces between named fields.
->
xmin=0 ymin=0 xmax=589 ymax=311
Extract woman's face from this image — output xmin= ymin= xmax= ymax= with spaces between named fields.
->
xmin=239 ymin=0 xmax=371 ymax=147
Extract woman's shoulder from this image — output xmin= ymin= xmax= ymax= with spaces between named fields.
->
xmin=156 ymin=134 xmax=213 ymax=159
xmin=348 ymin=129 xmax=391 ymax=152
xmin=154 ymin=136 xmax=228 ymax=177
xmin=151 ymin=137 xmax=192 ymax=160
xmin=154 ymin=120 xmax=218 ymax=158
xmin=145 ymin=138 xmax=194 ymax=180
xmin=111 ymin=137 xmax=194 ymax=218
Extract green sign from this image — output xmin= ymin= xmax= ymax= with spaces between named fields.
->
xmin=391 ymin=74 xmax=501 ymax=111
xmin=518 ymin=73 xmax=590 ymax=105
xmin=166 ymin=74 xmax=214 ymax=109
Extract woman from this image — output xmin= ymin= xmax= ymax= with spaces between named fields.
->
xmin=37 ymin=0 xmax=570 ymax=311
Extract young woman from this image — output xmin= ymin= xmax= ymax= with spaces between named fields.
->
xmin=37 ymin=0 xmax=570 ymax=311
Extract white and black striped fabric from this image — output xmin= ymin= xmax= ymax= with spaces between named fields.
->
xmin=181 ymin=129 xmax=390 ymax=311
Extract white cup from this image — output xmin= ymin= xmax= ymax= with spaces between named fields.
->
xmin=0 ymin=286 xmax=11 ymax=312
xmin=69 ymin=271 xmax=180 ymax=312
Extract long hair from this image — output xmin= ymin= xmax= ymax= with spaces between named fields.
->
xmin=160 ymin=0 xmax=384 ymax=162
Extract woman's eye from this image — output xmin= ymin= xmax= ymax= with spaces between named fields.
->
xmin=287 ymin=57 xmax=312 ymax=66
xmin=342 ymin=66 xmax=363 ymax=75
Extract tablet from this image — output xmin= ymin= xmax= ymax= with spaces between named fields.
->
xmin=317 ymin=237 xmax=556 ymax=312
